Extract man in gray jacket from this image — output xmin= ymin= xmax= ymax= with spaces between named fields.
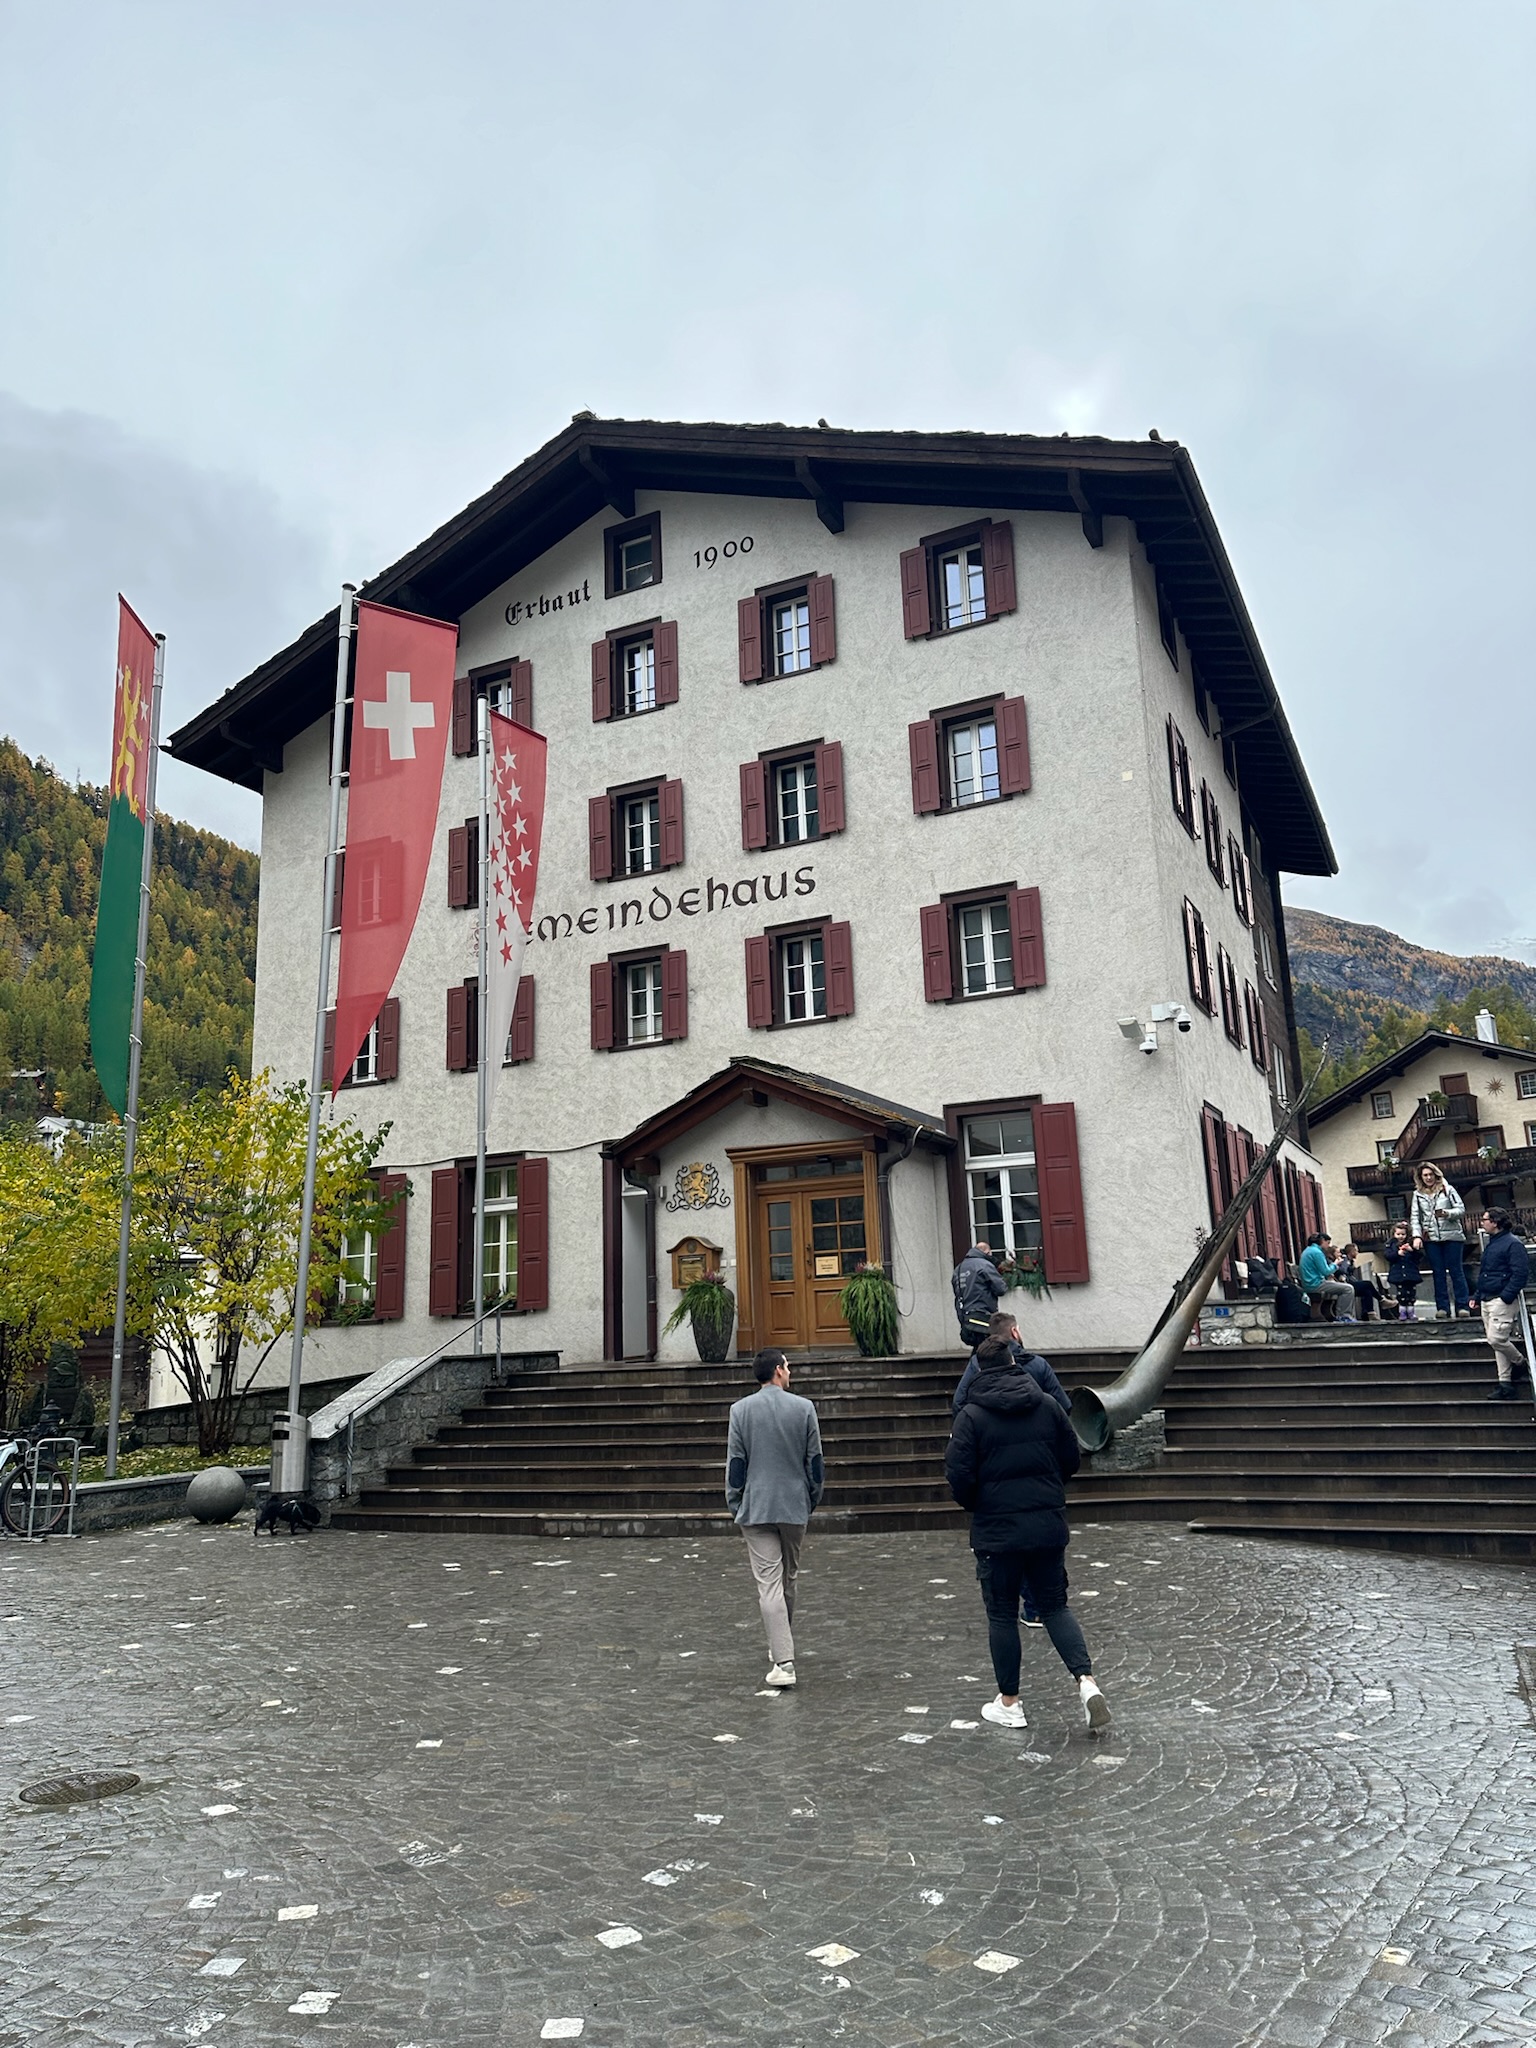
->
xmin=725 ymin=1349 xmax=825 ymax=1689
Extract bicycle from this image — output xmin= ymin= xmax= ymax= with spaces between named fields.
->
xmin=0 ymin=1406 xmax=77 ymax=1538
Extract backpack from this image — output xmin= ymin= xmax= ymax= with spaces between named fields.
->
xmin=1274 ymin=1279 xmax=1310 ymax=1324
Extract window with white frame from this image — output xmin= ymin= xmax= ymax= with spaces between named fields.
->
xmin=620 ymin=635 xmax=656 ymax=716
xmin=481 ymin=1164 xmax=519 ymax=1305
xmin=947 ymin=716 xmax=1000 ymax=807
xmin=938 ymin=542 xmax=987 ymax=629
xmin=1518 ymin=1071 xmax=1536 ymax=1100
xmin=337 ymin=1229 xmax=376 ymax=1310
xmin=626 ymin=959 xmax=664 ymax=1044
xmin=349 ymin=1018 xmax=379 ymax=1085
xmin=782 ymin=932 xmax=826 ymax=1021
xmin=1258 ymin=924 xmax=1277 ymax=987
xmin=776 ymin=758 xmax=819 ymax=843
xmin=1371 ymin=1090 xmax=1395 ymax=1120
xmin=1272 ymin=1041 xmax=1290 ymax=1106
xmin=771 ymin=594 xmax=812 ymax=676
xmin=957 ymin=901 xmax=1014 ymax=996
xmin=1377 ymin=1140 xmax=1398 ymax=1165
xmin=622 ymin=792 xmax=661 ymax=875
xmin=1525 ymin=1120 xmax=1536 ymax=1147
xmin=962 ymin=1111 xmax=1043 ymax=1260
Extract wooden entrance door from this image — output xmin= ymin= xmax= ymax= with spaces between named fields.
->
xmin=754 ymin=1177 xmax=868 ymax=1349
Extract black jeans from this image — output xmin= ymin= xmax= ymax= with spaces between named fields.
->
xmin=975 ymin=1548 xmax=1092 ymax=1695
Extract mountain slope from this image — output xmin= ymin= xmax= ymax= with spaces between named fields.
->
xmin=0 ymin=739 xmax=257 ymax=1118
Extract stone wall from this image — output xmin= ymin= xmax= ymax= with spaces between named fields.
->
xmin=66 ymin=1465 xmax=269 ymax=1535
xmin=134 ymin=1373 xmax=369 ymax=1449
xmin=309 ymin=1350 xmax=557 ymax=1517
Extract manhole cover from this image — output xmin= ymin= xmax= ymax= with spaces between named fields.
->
xmin=19 ymin=1771 xmax=141 ymax=1807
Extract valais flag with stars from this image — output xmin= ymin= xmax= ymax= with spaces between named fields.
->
xmin=332 ymin=600 xmax=458 ymax=1094
xmin=483 ymin=708 xmax=548 ymax=1122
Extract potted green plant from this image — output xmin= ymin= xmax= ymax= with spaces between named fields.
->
xmin=838 ymin=1262 xmax=900 ymax=1358
xmin=664 ymin=1270 xmax=736 ymax=1363
xmin=1002 ymin=1248 xmax=1052 ymax=1301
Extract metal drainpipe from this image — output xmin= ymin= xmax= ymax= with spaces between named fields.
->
xmin=876 ymin=1130 xmax=921 ymax=1281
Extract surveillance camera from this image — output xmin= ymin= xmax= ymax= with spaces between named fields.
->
xmin=1140 ymin=1028 xmax=1159 ymax=1056
xmin=1175 ymin=1006 xmax=1192 ymax=1033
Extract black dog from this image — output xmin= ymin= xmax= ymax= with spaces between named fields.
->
xmin=254 ymin=1493 xmax=321 ymax=1536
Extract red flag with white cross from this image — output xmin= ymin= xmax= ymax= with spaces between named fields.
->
xmin=483 ymin=709 xmax=547 ymax=1123
xmin=332 ymin=600 xmax=458 ymax=1094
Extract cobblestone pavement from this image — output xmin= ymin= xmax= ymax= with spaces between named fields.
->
xmin=1 ymin=1519 xmax=1533 ymax=2047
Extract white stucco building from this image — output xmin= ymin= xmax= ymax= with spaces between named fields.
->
xmin=169 ymin=418 xmax=1335 ymax=1376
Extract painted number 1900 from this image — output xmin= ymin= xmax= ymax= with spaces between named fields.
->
xmin=694 ymin=537 xmax=754 ymax=567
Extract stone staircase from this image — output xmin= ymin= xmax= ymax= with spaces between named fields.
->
xmin=328 ymin=1327 xmax=1536 ymax=1560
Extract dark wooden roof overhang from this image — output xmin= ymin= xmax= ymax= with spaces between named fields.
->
xmin=602 ymin=1055 xmax=955 ymax=1173
xmin=167 ymin=416 xmax=1333 ymax=875
xmin=1307 ymin=1029 xmax=1535 ymax=1126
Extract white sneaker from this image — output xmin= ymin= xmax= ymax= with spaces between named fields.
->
xmin=1079 ymin=1677 xmax=1112 ymax=1732
xmin=981 ymin=1695 xmax=1028 ymax=1729
xmin=764 ymin=1662 xmax=796 ymax=1688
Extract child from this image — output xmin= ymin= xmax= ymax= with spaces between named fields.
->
xmin=1385 ymin=1222 xmax=1421 ymax=1321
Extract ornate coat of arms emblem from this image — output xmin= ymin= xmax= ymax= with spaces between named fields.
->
xmin=663 ymin=1161 xmax=730 ymax=1212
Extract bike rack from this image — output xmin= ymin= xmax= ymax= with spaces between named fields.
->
xmin=18 ymin=1436 xmax=82 ymax=1540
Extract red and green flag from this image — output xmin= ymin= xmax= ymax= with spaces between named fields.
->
xmin=90 ymin=599 xmax=159 ymax=1114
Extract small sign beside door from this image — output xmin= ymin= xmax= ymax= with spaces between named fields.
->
xmin=813 ymin=1254 xmax=841 ymax=1277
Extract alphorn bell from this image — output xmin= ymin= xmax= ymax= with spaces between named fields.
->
xmin=1070 ymin=1048 xmax=1330 ymax=1452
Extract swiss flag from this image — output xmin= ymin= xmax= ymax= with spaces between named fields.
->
xmin=333 ymin=599 xmax=458 ymax=1094
xmin=483 ymin=709 xmax=547 ymax=1124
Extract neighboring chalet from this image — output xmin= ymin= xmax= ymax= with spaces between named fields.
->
xmin=1307 ymin=1020 xmax=1536 ymax=1279
xmin=168 ymin=416 xmax=1335 ymax=1377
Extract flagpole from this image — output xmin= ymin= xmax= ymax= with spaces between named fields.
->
xmin=283 ymin=585 xmax=357 ymax=1467
xmin=104 ymin=634 xmax=165 ymax=1481
xmin=472 ymin=693 xmax=490 ymax=1356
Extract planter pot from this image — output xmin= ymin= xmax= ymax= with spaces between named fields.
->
xmin=691 ymin=1308 xmax=735 ymax=1363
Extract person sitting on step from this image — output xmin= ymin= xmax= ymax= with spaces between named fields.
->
xmin=1298 ymin=1233 xmax=1357 ymax=1322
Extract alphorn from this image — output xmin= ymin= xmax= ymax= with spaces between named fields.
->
xmin=1070 ymin=1047 xmax=1330 ymax=1452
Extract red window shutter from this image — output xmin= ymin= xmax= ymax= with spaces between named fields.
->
xmin=744 ymin=934 xmax=773 ymax=1029
xmin=588 ymin=794 xmax=613 ymax=882
xmin=1008 ymin=885 xmax=1046 ymax=989
xmin=374 ymin=1170 xmax=407 ymax=1319
xmin=997 ymin=696 xmax=1031 ymax=795
xmin=908 ymin=719 xmax=941 ymax=814
xmin=1166 ymin=716 xmax=1180 ymax=816
xmin=590 ymin=638 xmax=612 ymax=722
xmin=509 ymin=975 xmax=535 ymax=1065
xmin=824 ymin=920 xmax=854 ymax=1017
xmin=1310 ymin=1174 xmax=1328 ymax=1238
xmin=377 ymin=997 xmax=400 ymax=1081
xmin=590 ymin=960 xmax=614 ymax=1050
xmin=655 ymin=620 xmax=679 ymax=705
xmin=1224 ymin=1124 xmax=1252 ymax=1257
xmin=1240 ymin=853 xmax=1254 ymax=924
xmin=739 ymin=759 xmax=769 ymax=850
xmin=447 ymin=825 xmax=470 ymax=909
xmin=508 ymin=658 xmax=533 ymax=728
xmin=899 ymin=546 xmax=931 ymax=638
xmin=330 ymin=851 xmax=345 ymax=930
xmin=1036 ymin=1101 xmax=1090 ymax=1283
xmin=446 ymin=982 xmax=469 ymax=1072
xmin=517 ymin=1156 xmax=549 ymax=1311
xmin=1259 ymin=1163 xmax=1285 ymax=1268
xmin=809 ymin=574 xmax=837 ymax=665
xmin=428 ymin=1166 xmax=459 ymax=1315
xmin=659 ymin=778 xmax=685 ymax=869
xmin=982 ymin=519 xmax=1017 ymax=616
xmin=452 ymin=677 xmax=474 ymax=756
xmin=322 ymin=1008 xmax=336 ymax=1090
xmin=815 ymin=740 xmax=845 ymax=834
xmin=737 ymin=595 xmax=763 ymax=684
xmin=1200 ymin=1104 xmax=1228 ymax=1226
xmin=661 ymin=948 xmax=688 ymax=1042
xmin=920 ymin=903 xmax=953 ymax=1003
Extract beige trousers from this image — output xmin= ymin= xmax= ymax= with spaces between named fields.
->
xmin=1481 ymin=1297 xmax=1523 ymax=1381
xmin=740 ymin=1522 xmax=805 ymax=1665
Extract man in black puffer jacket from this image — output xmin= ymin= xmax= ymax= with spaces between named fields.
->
xmin=945 ymin=1338 xmax=1111 ymax=1734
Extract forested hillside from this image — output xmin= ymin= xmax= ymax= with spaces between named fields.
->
xmin=0 ymin=739 xmax=257 ymax=1119
xmin=1286 ymin=906 xmax=1536 ymax=1088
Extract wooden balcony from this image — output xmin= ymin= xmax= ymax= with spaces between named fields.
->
xmin=1347 ymin=1143 xmax=1536 ymax=1198
xmin=1393 ymin=1092 xmax=1478 ymax=1164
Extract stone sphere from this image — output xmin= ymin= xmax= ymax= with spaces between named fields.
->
xmin=185 ymin=1466 xmax=249 ymax=1524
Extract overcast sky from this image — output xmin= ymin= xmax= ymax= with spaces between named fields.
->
xmin=2 ymin=1 xmax=1531 ymax=959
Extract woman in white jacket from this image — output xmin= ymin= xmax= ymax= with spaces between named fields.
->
xmin=1410 ymin=1162 xmax=1471 ymax=1319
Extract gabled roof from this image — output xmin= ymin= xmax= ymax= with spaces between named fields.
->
xmin=603 ymin=1055 xmax=954 ymax=1169
xmin=1307 ymin=1028 xmax=1536 ymax=1125
xmin=167 ymin=414 xmax=1333 ymax=874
